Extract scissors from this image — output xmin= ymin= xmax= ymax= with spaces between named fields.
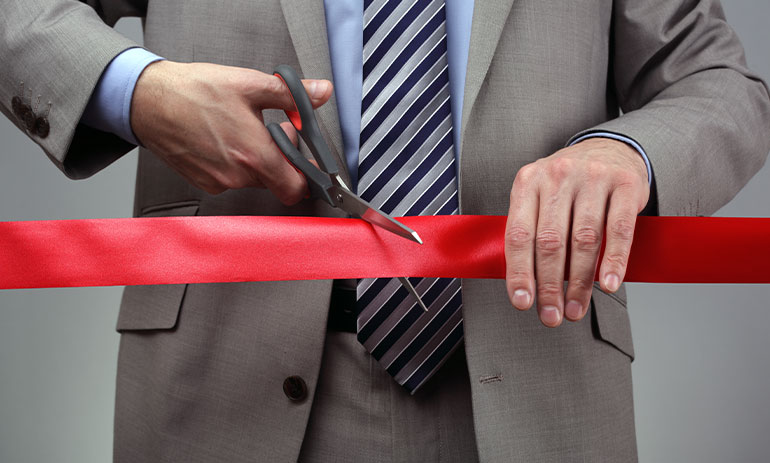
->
xmin=266 ymin=64 xmax=428 ymax=311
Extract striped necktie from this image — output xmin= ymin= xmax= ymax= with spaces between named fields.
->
xmin=357 ymin=0 xmax=463 ymax=394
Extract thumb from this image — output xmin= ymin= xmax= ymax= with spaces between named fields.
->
xmin=303 ymin=80 xmax=334 ymax=108
xmin=255 ymin=73 xmax=333 ymax=110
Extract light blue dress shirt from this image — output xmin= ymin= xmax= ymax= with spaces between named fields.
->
xmin=81 ymin=47 xmax=164 ymax=145
xmin=81 ymin=1 xmax=651 ymax=186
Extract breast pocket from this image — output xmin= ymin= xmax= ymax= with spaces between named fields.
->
xmin=116 ymin=201 xmax=199 ymax=332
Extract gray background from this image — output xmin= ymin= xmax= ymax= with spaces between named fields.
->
xmin=1 ymin=1 xmax=769 ymax=461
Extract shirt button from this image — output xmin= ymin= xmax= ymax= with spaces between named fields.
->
xmin=283 ymin=375 xmax=308 ymax=402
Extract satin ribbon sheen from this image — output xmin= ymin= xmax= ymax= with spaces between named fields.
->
xmin=0 ymin=215 xmax=768 ymax=290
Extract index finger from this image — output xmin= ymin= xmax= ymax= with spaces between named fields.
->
xmin=505 ymin=167 xmax=539 ymax=311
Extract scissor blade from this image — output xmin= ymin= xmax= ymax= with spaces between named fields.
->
xmin=329 ymin=185 xmax=423 ymax=245
xmin=398 ymin=277 xmax=428 ymax=312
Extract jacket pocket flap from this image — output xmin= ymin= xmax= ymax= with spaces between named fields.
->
xmin=117 ymin=284 xmax=188 ymax=331
xmin=116 ymin=202 xmax=198 ymax=331
xmin=592 ymin=283 xmax=634 ymax=360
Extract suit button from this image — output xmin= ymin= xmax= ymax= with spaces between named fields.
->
xmin=17 ymin=103 xmax=31 ymax=123
xmin=23 ymin=107 xmax=36 ymax=132
xmin=283 ymin=375 xmax=308 ymax=402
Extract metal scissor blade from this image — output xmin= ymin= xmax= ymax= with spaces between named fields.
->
xmin=329 ymin=185 xmax=423 ymax=245
xmin=329 ymin=185 xmax=428 ymax=312
xmin=398 ymin=277 xmax=428 ymax=312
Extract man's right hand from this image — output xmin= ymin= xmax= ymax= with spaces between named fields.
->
xmin=130 ymin=60 xmax=333 ymax=204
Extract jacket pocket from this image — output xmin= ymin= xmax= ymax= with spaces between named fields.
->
xmin=116 ymin=201 xmax=199 ymax=332
xmin=591 ymin=282 xmax=634 ymax=360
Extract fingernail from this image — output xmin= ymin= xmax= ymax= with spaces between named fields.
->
xmin=605 ymin=273 xmax=620 ymax=292
xmin=512 ymin=289 xmax=531 ymax=309
xmin=565 ymin=300 xmax=582 ymax=320
xmin=541 ymin=305 xmax=561 ymax=326
xmin=309 ymin=80 xmax=327 ymax=98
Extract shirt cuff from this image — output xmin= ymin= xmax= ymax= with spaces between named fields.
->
xmin=569 ymin=131 xmax=653 ymax=185
xmin=80 ymin=47 xmax=165 ymax=146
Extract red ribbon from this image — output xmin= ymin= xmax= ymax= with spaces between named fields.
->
xmin=0 ymin=215 xmax=768 ymax=290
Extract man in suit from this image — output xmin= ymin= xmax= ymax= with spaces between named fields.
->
xmin=2 ymin=0 xmax=769 ymax=461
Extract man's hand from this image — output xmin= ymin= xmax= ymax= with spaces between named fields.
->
xmin=505 ymin=138 xmax=650 ymax=327
xmin=130 ymin=60 xmax=333 ymax=204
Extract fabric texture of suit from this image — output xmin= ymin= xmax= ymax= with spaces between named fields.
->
xmin=3 ymin=0 xmax=770 ymax=461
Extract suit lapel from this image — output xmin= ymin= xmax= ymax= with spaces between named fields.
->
xmin=460 ymin=0 xmax=516 ymax=150
xmin=279 ymin=0 xmax=350 ymax=185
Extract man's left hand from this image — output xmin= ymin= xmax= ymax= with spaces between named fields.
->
xmin=504 ymin=138 xmax=650 ymax=327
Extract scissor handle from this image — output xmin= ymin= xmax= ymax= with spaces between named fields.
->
xmin=273 ymin=64 xmax=340 ymax=177
xmin=266 ymin=122 xmax=335 ymax=206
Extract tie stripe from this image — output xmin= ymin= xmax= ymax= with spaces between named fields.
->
xmin=363 ymin=0 xmax=443 ymax=79
xmin=389 ymin=289 xmax=462 ymax=376
xmin=370 ymin=133 xmax=453 ymax=212
xmin=377 ymin=278 xmax=459 ymax=363
xmin=378 ymin=131 xmax=453 ymax=213
xmin=402 ymin=321 xmax=464 ymax=391
xmin=360 ymin=95 xmax=451 ymax=197
xmin=357 ymin=0 xmax=463 ymax=394
xmin=360 ymin=62 xmax=449 ymax=171
xmin=363 ymin=4 xmax=447 ymax=106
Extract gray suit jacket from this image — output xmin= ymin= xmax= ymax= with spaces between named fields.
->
xmin=3 ymin=0 xmax=769 ymax=461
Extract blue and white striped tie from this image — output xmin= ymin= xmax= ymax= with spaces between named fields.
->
xmin=356 ymin=0 xmax=463 ymax=394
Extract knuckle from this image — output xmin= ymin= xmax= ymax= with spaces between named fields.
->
xmin=547 ymin=157 xmax=573 ymax=179
xmin=214 ymin=170 xmax=246 ymax=190
xmin=604 ymin=251 xmax=629 ymax=268
xmin=232 ymin=148 xmax=261 ymax=172
xmin=505 ymin=224 xmax=533 ymax=249
xmin=568 ymin=277 xmax=594 ymax=293
xmin=262 ymin=75 xmax=285 ymax=97
xmin=514 ymin=164 xmax=537 ymax=185
xmin=209 ymin=171 xmax=229 ymax=187
xmin=537 ymin=280 xmax=564 ymax=298
xmin=506 ymin=269 xmax=532 ymax=283
xmin=586 ymin=161 xmax=608 ymax=180
xmin=609 ymin=217 xmax=635 ymax=241
xmin=572 ymin=225 xmax=602 ymax=251
xmin=615 ymin=170 xmax=637 ymax=186
xmin=221 ymin=177 xmax=244 ymax=190
xmin=535 ymin=228 xmax=565 ymax=254
xmin=277 ymin=183 xmax=306 ymax=206
xmin=248 ymin=150 xmax=266 ymax=174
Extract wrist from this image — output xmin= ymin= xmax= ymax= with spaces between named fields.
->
xmin=130 ymin=60 xmax=177 ymax=147
xmin=613 ymin=139 xmax=649 ymax=184
xmin=570 ymin=132 xmax=651 ymax=185
xmin=577 ymin=137 xmax=648 ymax=184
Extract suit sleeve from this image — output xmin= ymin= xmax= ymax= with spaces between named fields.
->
xmin=1 ymin=0 xmax=148 ymax=179
xmin=569 ymin=0 xmax=770 ymax=216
